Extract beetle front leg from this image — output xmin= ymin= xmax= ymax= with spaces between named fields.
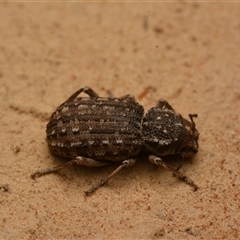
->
xmin=149 ymin=155 xmax=198 ymax=191
xmin=84 ymin=158 xmax=136 ymax=196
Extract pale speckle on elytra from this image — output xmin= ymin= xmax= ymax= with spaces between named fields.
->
xmin=77 ymin=104 xmax=88 ymax=110
xmin=112 ymin=149 xmax=119 ymax=155
xmin=57 ymin=120 xmax=63 ymax=125
xmin=95 ymin=150 xmax=105 ymax=156
xmin=70 ymin=142 xmax=82 ymax=147
xmin=103 ymin=106 xmax=115 ymax=111
xmin=88 ymin=140 xmax=95 ymax=145
xmin=61 ymin=106 xmax=69 ymax=113
xmin=102 ymin=140 xmax=109 ymax=145
xmin=74 ymin=118 xmax=80 ymax=124
xmin=72 ymin=127 xmax=79 ymax=132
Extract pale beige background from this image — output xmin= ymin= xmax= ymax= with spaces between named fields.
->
xmin=0 ymin=2 xmax=239 ymax=239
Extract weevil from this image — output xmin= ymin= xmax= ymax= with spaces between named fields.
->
xmin=31 ymin=87 xmax=199 ymax=195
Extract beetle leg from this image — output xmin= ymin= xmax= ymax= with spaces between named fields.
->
xmin=31 ymin=156 xmax=111 ymax=179
xmin=31 ymin=157 xmax=137 ymax=195
xmin=84 ymin=158 xmax=136 ymax=196
xmin=189 ymin=114 xmax=198 ymax=129
xmin=106 ymin=90 xmax=136 ymax=101
xmin=31 ymin=159 xmax=76 ymax=179
xmin=106 ymin=89 xmax=115 ymax=98
xmin=176 ymin=161 xmax=183 ymax=171
xmin=64 ymin=86 xmax=99 ymax=103
xmin=119 ymin=94 xmax=136 ymax=101
xmin=156 ymin=99 xmax=175 ymax=111
xmin=149 ymin=155 xmax=198 ymax=191
xmin=74 ymin=156 xmax=111 ymax=167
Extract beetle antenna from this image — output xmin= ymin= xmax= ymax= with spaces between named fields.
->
xmin=189 ymin=114 xmax=198 ymax=130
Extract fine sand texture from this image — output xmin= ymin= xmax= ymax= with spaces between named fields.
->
xmin=1 ymin=2 xmax=239 ymax=239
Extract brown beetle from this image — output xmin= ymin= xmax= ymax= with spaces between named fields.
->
xmin=31 ymin=87 xmax=199 ymax=195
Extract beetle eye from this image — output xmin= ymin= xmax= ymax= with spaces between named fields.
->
xmin=192 ymin=149 xmax=198 ymax=154
xmin=179 ymin=147 xmax=198 ymax=157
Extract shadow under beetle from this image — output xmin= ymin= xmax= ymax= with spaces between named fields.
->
xmin=31 ymin=86 xmax=199 ymax=195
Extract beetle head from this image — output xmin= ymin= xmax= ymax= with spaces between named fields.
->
xmin=178 ymin=114 xmax=199 ymax=158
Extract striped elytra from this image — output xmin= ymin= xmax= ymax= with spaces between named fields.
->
xmin=46 ymin=94 xmax=144 ymax=162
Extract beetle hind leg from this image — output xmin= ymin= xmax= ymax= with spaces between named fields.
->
xmin=84 ymin=158 xmax=136 ymax=196
xmin=31 ymin=156 xmax=137 ymax=196
xmin=31 ymin=159 xmax=77 ymax=179
xmin=31 ymin=156 xmax=111 ymax=179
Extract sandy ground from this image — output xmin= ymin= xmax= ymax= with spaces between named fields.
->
xmin=0 ymin=2 xmax=240 ymax=239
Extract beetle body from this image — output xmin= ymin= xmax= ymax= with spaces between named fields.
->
xmin=47 ymin=95 xmax=144 ymax=162
xmin=31 ymin=88 xmax=199 ymax=194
